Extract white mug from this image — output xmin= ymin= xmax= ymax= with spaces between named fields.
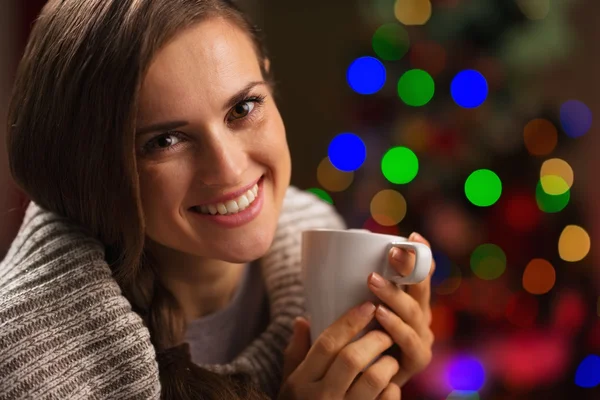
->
xmin=300 ymin=228 xmax=433 ymax=347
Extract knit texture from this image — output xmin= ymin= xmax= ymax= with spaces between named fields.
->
xmin=0 ymin=186 xmax=345 ymax=399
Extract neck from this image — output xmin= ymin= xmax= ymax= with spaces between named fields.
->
xmin=147 ymin=240 xmax=248 ymax=322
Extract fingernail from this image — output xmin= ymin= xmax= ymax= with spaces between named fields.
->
xmin=376 ymin=304 xmax=390 ymax=319
xmin=369 ymin=272 xmax=386 ymax=289
xmin=359 ymin=301 xmax=376 ymax=316
xmin=409 ymin=232 xmax=423 ymax=241
xmin=390 ymin=247 xmax=403 ymax=261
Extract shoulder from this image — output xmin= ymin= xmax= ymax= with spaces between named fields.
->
xmin=0 ymin=202 xmax=159 ymax=399
xmin=279 ymin=186 xmax=346 ymax=231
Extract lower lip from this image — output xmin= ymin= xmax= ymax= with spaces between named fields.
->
xmin=189 ymin=178 xmax=265 ymax=228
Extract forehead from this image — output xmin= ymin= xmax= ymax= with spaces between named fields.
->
xmin=137 ymin=18 xmax=261 ymax=117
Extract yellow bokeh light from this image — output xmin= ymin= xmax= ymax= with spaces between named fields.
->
xmin=370 ymin=189 xmax=407 ymax=226
xmin=317 ymin=157 xmax=354 ymax=192
xmin=394 ymin=0 xmax=432 ymax=26
xmin=523 ymin=118 xmax=557 ymax=156
xmin=558 ymin=225 xmax=591 ymax=262
xmin=540 ymin=158 xmax=573 ymax=194
xmin=393 ymin=115 xmax=432 ymax=152
xmin=516 ymin=0 xmax=550 ymax=20
xmin=523 ymin=259 xmax=556 ymax=295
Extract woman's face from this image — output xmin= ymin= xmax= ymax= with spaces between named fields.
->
xmin=135 ymin=18 xmax=291 ymax=264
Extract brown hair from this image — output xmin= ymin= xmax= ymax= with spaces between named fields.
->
xmin=7 ymin=0 xmax=272 ymax=398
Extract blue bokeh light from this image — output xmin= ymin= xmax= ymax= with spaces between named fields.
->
xmin=447 ymin=356 xmax=486 ymax=391
xmin=575 ymin=355 xmax=600 ymax=388
xmin=451 ymin=70 xmax=488 ymax=108
xmin=560 ymin=99 xmax=592 ymax=138
xmin=432 ymin=251 xmax=451 ymax=286
xmin=347 ymin=56 xmax=386 ymax=95
xmin=328 ymin=133 xmax=367 ymax=172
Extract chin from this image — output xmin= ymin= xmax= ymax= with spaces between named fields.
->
xmin=211 ymin=230 xmax=275 ymax=263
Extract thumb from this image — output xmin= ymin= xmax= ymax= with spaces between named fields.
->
xmin=282 ymin=316 xmax=311 ymax=383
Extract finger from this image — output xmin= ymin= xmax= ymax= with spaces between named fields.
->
xmin=297 ymin=302 xmax=376 ymax=382
xmin=368 ymin=272 xmax=427 ymax=337
xmin=282 ymin=317 xmax=311 ymax=383
xmin=406 ymin=232 xmax=435 ymax=312
xmin=377 ymin=382 xmax=401 ymax=400
xmin=374 ymin=304 xmax=432 ymax=374
xmin=322 ymin=330 xmax=394 ymax=395
xmin=388 ymin=247 xmax=415 ymax=277
xmin=346 ymin=355 xmax=399 ymax=400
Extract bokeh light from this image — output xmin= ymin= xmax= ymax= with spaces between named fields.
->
xmin=435 ymin=264 xmax=462 ymax=295
xmin=465 ymin=169 xmax=502 ymax=207
xmin=306 ymin=188 xmax=333 ymax=204
xmin=394 ymin=0 xmax=432 ymax=26
xmin=447 ymin=356 xmax=486 ymax=391
xmin=535 ymin=179 xmax=570 ymax=213
xmin=470 ymin=243 xmax=506 ymax=280
xmin=575 ymin=355 xmax=600 ymax=388
xmin=446 ymin=391 xmax=480 ymax=400
xmin=558 ymin=225 xmax=591 ymax=262
xmin=317 ymin=157 xmax=354 ymax=192
xmin=362 ymin=217 xmax=400 ymax=236
xmin=392 ymin=115 xmax=432 ymax=152
xmin=560 ymin=99 xmax=592 ymax=138
xmin=409 ymin=40 xmax=447 ymax=77
xmin=506 ymin=292 xmax=539 ymax=328
xmin=540 ymin=158 xmax=573 ymax=195
xmin=552 ymin=290 xmax=587 ymax=336
xmin=397 ymin=69 xmax=435 ymax=106
xmin=522 ymin=259 xmax=556 ymax=295
xmin=432 ymin=251 xmax=451 ymax=286
xmin=381 ymin=146 xmax=419 ymax=184
xmin=516 ymin=0 xmax=550 ymax=20
xmin=370 ymin=189 xmax=407 ymax=226
xmin=347 ymin=56 xmax=386 ymax=95
xmin=504 ymin=191 xmax=542 ymax=232
xmin=430 ymin=304 xmax=457 ymax=342
xmin=328 ymin=133 xmax=367 ymax=172
xmin=523 ymin=118 xmax=558 ymax=156
xmin=372 ymin=23 xmax=410 ymax=61
xmin=451 ymin=70 xmax=488 ymax=108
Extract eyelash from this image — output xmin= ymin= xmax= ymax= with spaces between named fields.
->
xmin=141 ymin=94 xmax=267 ymax=155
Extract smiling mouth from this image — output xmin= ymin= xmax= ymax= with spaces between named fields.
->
xmin=191 ymin=181 xmax=260 ymax=216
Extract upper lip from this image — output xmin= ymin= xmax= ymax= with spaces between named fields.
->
xmin=192 ymin=176 xmax=261 ymax=207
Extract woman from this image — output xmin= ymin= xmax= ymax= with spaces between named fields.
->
xmin=0 ymin=0 xmax=435 ymax=399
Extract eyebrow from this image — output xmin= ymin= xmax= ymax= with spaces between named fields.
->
xmin=135 ymin=81 xmax=267 ymax=136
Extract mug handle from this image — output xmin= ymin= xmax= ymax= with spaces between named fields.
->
xmin=382 ymin=241 xmax=432 ymax=285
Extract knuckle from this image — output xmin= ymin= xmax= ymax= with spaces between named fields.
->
xmin=315 ymin=333 xmax=338 ymax=356
xmin=339 ymin=348 xmax=364 ymax=372
xmin=407 ymin=300 xmax=421 ymax=322
xmin=372 ymin=330 xmax=394 ymax=349
xmin=362 ymin=369 xmax=388 ymax=390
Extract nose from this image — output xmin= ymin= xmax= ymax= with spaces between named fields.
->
xmin=195 ymin=130 xmax=249 ymax=187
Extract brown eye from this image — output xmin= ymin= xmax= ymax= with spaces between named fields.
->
xmin=230 ymin=101 xmax=255 ymax=120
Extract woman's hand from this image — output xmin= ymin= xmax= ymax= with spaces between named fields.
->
xmin=279 ymin=303 xmax=402 ymax=400
xmin=367 ymin=232 xmax=436 ymax=387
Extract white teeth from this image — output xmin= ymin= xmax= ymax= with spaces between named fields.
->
xmin=195 ymin=182 xmax=260 ymax=216
xmin=224 ymin=200 xmax=239 ymax=213
xmin=237 ymin=195 xmax=249 ymax=209
xmin=217 ymin=203 xmax=228 ymax=215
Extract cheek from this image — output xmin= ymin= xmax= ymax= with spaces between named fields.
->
xmin=138 ymin=162 xmax=193 ymax=230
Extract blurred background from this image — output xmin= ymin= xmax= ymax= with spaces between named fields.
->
xmin=1 ymin=0 xmax=598 ymax=399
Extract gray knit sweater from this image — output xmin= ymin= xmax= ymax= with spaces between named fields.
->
xmin=0 ymin=186 xmax=345 ymax=399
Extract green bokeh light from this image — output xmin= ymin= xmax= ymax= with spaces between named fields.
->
xmin=447 ymin=391 xmax=481 ymax=400
xmin=372 ymin=23 xmax=410 ymax=61
xmin=465 ymin=169 xmax=502 ymax=207
xmin=470 ymin=244 xmax=506 ymax=280
xmin=397 ymin=69 xmax=435 ymax=107
xmin=307 ymin=188 xmax=333 ymax=204
xmin=381 ymin=146 xmax=419 ymax=184
xmin=536 ymin=180 xmax=569 ymax=213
